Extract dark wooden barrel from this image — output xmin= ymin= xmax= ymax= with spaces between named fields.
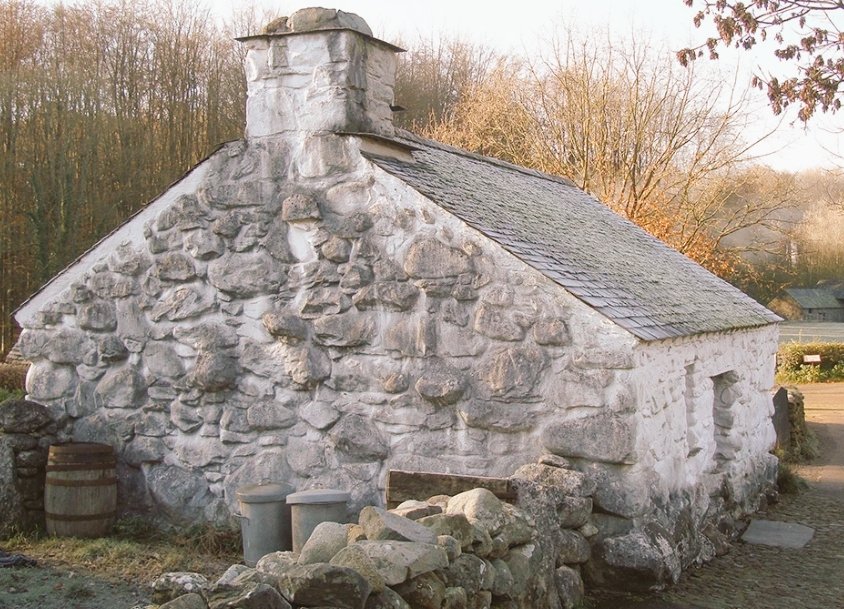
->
xmin=45 ymin=443 xmax=117 ymax=538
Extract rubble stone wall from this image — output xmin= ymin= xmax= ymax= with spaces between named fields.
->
xmin=14 ymin=131 xmax=778 ymax=588
xmin=579 ymin=327 xmax=779 ymax=585
xmin=9 ymin=13 xmax=779 ymax=590
xmin=16 ymin=133 xmax=639 ymax=526
xmin=634 ymin=326 xmax=778 ymax=516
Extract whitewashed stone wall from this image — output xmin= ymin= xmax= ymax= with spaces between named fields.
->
xmin=242 ymin=28 xmax=398 ymax=138
xmin=17 ymin=132 xmax=643 ymax=525
xmin=634 ymin=325 xmax=778 ymax=515
xmin=15 ymin=130 xmax=777 ymax=569
xmin=582 ymin=325 xmax=778 ymax=585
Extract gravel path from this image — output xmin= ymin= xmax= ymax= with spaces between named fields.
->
xmin=654 ymin=488 xmax=844 ymax=609
xmin=793 ymin=383 xmax=844 ymax=501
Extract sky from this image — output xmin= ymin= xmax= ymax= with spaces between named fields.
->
xmin=212 ymin=0 xmax=842 ymax=172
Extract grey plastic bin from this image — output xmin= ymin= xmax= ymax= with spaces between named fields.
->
xmin=236 ymin=482 xmax=292 ymax=566
xmin=286 ymin=488 xmax=350 ymax=552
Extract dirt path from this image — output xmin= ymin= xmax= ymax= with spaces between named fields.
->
xmin=793 ymin=383 xmax=844 ymax=501
xmin=0 ymin=565 xmax=148 ymax=609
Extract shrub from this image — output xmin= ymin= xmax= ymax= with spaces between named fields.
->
xmin=776 ymin=342 xmax=844 ymax=383
xmin=776 ymin=461 xmax=808 ymax=494
xmin=0 ymin=363 xmax=27 ymax=391
xmin=0 ymin=387 xmax=25 ymax=403
xmin=779 ymin=386 xmax=820 ymax=463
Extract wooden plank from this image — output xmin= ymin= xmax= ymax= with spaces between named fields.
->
xmin=386 ymin=469 xmax=516 ymax=508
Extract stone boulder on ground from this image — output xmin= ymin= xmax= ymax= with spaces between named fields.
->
xmin=359 ymin=506 xmax=438 ymax=544
xmin=212 ymin=565 xmax=275 ymax=591
xmin=151 ymin=572 xmax=210 ymax=604
xmin=277 ymin=563 xmax=372 ymax=609
xmin=209 ymin=583 xmax=291 ymax=609
xmin=585 ymin=528 xmax=681 ymax=592
xmin=297 ymin=521 xmax=350 ymax=564
xmin=415 ymin=513 xmax=474 ymax=549
xmin=352 ymin=540 xmax=449 ymax=586
xmin=445 ymin=488 xmax=510 ymax=536
xmin=255 ymin=551 xmax=298 ymax=578
xmin=390 ymin=500 xmax=442 ymax=520
xmin=330 ymin=544 xmax=387 ymax=592
xmin=364 ymin=587 xmax=412 ymax=609
xmin=159 ymin=592 xmax=208 ymax=609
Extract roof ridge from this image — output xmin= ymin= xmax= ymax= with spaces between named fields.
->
xmin=396 ymin=129 xmax=578 ymax=189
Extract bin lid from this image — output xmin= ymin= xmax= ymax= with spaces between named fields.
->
xmin=236 ymin=483 xmax=291 ymax=503
xmin=286 ymin=488 xmax=350 ymax=505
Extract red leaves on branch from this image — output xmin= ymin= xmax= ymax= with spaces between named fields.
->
xmin=679 ymin=0 xmax=844 ymax=120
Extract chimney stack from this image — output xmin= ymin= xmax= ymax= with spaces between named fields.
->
xmin=237 ymin=8 xmax=403 ymax=139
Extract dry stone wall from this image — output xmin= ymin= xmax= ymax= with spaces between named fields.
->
xmin=151 ymin=470 xmax=596 ymax=609
xmin=0 ymin=399 xmax=56 ymax=535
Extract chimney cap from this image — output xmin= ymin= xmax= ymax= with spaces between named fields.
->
xmin=282 ymin=7 xmax=371 ymax=36
xmin=236 ymin=28 xmax=405 ymax=53
xmin=236 ymin=6 xmax=405 ymax=52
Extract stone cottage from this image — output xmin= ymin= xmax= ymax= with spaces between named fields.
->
xmin=768 ymin=284 xmax=844 ymax=321
xmin=14 ymin=7 xmax=780 ymax=588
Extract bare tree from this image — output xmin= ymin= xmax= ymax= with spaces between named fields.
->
xmin=791 ymin=199 xmax=844 ymax=282
xmin=799 ymin=166 xmax=844 ymax=210
xmin=0 ymin=0 xmax=253 ymax=355
xmin=394 ymin=35 xmax=499 ymax=130
xmin=428 ymin=30 xmax=790 ymax=276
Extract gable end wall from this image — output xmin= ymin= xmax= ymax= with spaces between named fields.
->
xmin=15 ymin=134 xmax=641 ymax=525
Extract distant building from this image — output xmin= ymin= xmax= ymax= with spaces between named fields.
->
xmin=768 ymin=283 xmax=844 ymax=321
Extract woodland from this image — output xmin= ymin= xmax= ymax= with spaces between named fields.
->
xmin=1 ymin=0 xmax=844 ymax=356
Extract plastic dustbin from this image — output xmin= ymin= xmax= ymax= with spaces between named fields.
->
xmin=286 ymin=488 xmax=350 ymax=552
xmin=236 ymin=482 xmax=292 ymax=566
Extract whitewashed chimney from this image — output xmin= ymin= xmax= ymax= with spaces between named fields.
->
xmin=237 ymin=8 xmax=403 ymax=139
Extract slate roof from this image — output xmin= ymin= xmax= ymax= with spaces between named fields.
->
xmin=785 ymin=288 xmax=844 ymax=310
xmin=814 ymin=281 xmax=844 ymax=300
xmin=367 ymin=131 xmax=781 ymax=341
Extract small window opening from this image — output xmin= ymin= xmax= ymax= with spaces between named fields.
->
xmin=710 ymin=370 xmax=738 ymax=472
xmin=684 ymin=364 xmax=703 ymax=458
